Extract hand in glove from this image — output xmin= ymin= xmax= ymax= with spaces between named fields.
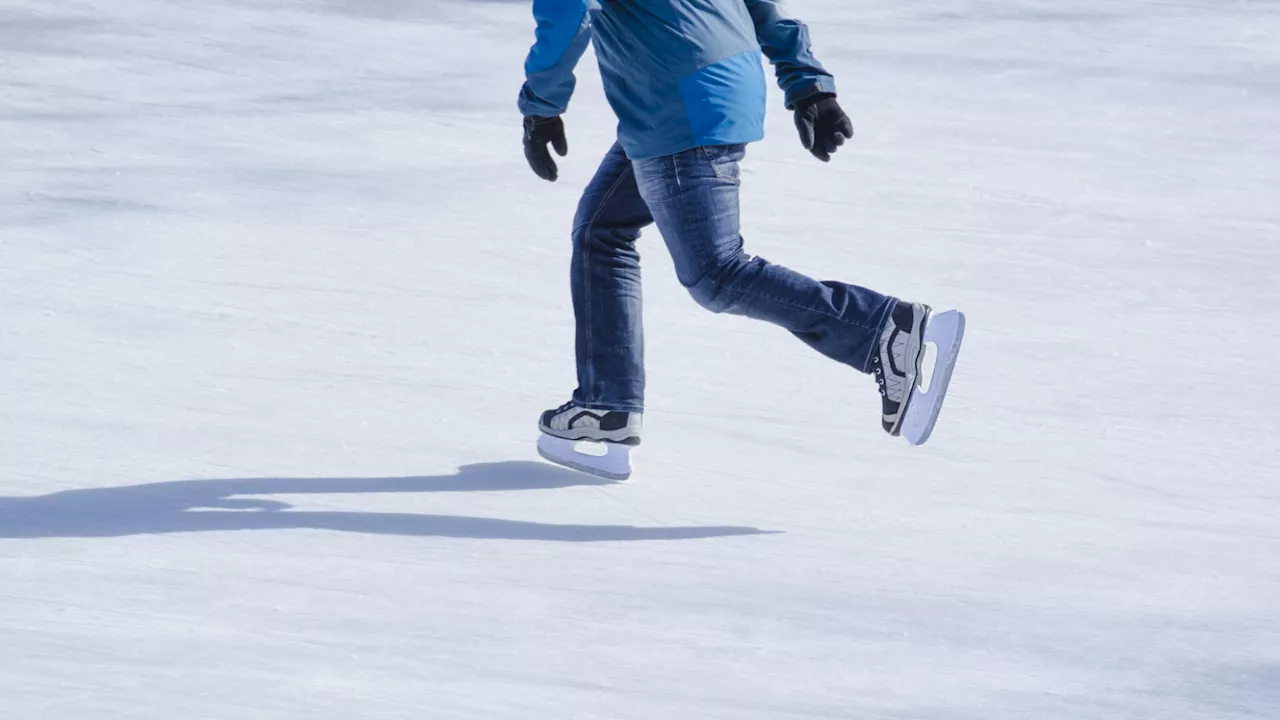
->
xmin=523 ymin=115 xmax=568 ymax=182
xmin=793 ymin=94 xmax=854 ymax=162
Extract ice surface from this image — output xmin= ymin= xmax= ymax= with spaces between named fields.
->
xmin=2 ymin=1 xmax=1278 ymax=718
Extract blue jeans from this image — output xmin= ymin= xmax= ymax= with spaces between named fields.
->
xmin=570 ymin=142 xmax=896 ymax=413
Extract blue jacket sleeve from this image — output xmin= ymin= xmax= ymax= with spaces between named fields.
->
xmin=744 ymin=0 xmax=837 ymax=109
xmin=518 ymin=0 xmax=592 ymax=118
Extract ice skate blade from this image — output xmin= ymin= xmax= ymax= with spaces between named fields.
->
xmin=537 ymin=434 xmax=633 ymax=481
xmin=901 ymin=309 xmax=966 ymax=446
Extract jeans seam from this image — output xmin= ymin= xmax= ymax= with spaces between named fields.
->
xmin=578 ymin=164 xmax=636 ymax=400
xmin=713 ymin=281 xmax=886 ymax=333
xmin=706 ymin=277 xmax=891 ymax=373
xmin=573 ymin=167 xmax=635 ymax=235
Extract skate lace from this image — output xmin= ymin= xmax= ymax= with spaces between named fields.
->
xmin=874 ymin=362 xmax=905 ymax=399
xmin=874 ymin=330 xmax=910 ymax=403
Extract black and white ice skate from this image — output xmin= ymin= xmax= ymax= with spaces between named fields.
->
xmin=537 ymin=401 xmax=641 ymax=480
xmin=872 ymin=302 xmax=965 ymax=445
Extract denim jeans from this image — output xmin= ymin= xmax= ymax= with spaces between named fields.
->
xmin=570 ymin=142 xmax=896 ymax=413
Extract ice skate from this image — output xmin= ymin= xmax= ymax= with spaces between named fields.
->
xmin=537 ymin=401 xmax=641 ymax=480
xmin=872 ymin=302 xmax=965 ymax=446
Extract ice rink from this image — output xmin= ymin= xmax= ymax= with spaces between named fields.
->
xmin=2 ymin=1 xmax=1277 ymax=717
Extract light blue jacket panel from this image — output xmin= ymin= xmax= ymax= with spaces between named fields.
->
xmin=518 ymin=0 xmax=837 ymax=160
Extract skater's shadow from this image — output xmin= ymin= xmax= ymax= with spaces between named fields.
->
xmin=0 ymin=462 xmax=767 ymax=542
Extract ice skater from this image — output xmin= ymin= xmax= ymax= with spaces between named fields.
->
xmin=521 ymin=0 xmax=965 ymax=479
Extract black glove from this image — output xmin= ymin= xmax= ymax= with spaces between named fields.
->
xmin=793 ymin=94 xmax=853 ymax=162
xmin=523 ymin=115 xmax=568 ymax=182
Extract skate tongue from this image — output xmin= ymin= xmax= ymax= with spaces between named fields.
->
xmin=537 ymin=434 xmax=633 ymax=481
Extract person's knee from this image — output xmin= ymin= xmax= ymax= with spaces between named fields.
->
xmin=571 ymin=199 xmax=597 ymax=239
xmin=573 ymin=219 xmax=638 ymax=256
xmin=570 ymin=219 xmax=592 ymax=252
xmin=687 ymin=279 xmax=734 ymax=313
xmin=571 ymin=190 xmax=609 ymax=247
xmin=684 ymin=251 xmax=752 ymax=313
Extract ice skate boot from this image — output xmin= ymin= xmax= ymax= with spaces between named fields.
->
xmin=872 ymin=301 xmax=965 ymax=445
xmin=537 ymin=401 xmax=641 ymax=480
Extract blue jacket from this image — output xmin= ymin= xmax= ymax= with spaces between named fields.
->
xmin=519 ymin=0 xmax=836 ymax=160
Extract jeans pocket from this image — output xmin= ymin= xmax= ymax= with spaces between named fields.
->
xmin=700 ymin=145 xmax=741 ymax=184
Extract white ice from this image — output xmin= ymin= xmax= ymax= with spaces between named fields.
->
xmin=2 ymin=1 xmax=1278 ymax=718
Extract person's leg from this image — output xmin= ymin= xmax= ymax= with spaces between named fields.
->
xmin=631 ymin=144 xmax=896 ymax=374
xmin=569 ymin=142 xmax=654 ymax=412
